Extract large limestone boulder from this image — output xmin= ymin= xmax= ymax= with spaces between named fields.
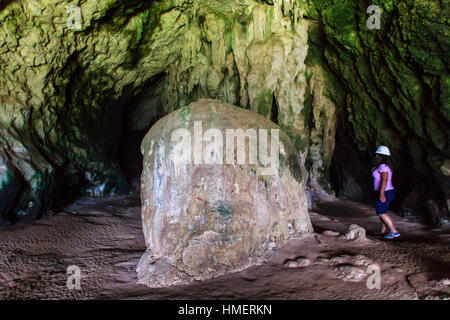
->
xmin=137 ymin=99 xmax=313 ymax=287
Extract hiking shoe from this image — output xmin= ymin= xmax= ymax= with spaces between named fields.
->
xmin=384 ymin=232 xmax=400 ymax=239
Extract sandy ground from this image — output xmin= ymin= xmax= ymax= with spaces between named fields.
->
xmin=0 ymin=195 xmax=449 ymax=300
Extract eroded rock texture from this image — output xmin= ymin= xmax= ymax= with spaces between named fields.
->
xmin=0 ymin=0 xmax=333 ymax=224
xmin=136 ymin=99 xmax=312 ymax=287
xmin=0 ymin=0 xmax=449 ymax=226
xmin=304 ymin=1 xmax=449 ymax=225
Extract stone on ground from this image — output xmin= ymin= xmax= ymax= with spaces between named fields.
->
xmin=345 ymin=224 xmax=368 ymax=242
xmin=137 ymin=99 xmax=313 ymax=288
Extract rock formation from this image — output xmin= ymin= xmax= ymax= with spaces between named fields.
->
xmin=0 ymin=0 xmax=448 ymax=227
xmin=136 ymin=99 xmax=313 ymax=287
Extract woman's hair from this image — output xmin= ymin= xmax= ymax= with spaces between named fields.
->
xmin=377 ymin=154 xmax=393 ymax=172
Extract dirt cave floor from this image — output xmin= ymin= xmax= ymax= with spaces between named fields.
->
xmin=0 ymin=195 xmax=449 ymax=300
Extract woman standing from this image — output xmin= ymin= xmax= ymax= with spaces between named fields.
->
xmin=372 ymin=146 xmax=400 ymax=239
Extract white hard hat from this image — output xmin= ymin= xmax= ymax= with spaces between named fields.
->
xmin=375 ymin=145 xmax=391 ymax=156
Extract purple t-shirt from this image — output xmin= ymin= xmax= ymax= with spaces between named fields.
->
xmin=372 ymin=163 xmax=394 ymax=191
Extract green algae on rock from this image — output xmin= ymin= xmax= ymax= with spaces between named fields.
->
xmin=305 ymin=0 xmax=449 ymax=222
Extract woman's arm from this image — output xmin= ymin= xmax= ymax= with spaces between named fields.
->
xmin=380 ymin=172 xmax=388 ymax=203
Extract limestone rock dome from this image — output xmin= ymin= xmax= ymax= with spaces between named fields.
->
xmin=137 ymin=99 xmax=313 ymax=287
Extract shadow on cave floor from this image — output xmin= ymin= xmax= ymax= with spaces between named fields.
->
xmin=0 ymin=195 xmax=448 ymax=299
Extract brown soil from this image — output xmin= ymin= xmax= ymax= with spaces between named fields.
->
xmin=0 ymin=195 xmax=449 ymax=300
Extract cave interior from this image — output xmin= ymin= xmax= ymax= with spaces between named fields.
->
xmin=0 ymin=0 xmax=448 ymax=229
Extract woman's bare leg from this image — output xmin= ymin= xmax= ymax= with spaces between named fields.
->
xmin=379 ymin=213 xmax=398 ymax=233
xmin=379 ymin=217 xmax=388 ymax=233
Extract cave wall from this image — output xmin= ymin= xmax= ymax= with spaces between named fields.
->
xmin=0 ymin=0 xmax=182 ymax=222
xmin=126 ymin=0 xmax=338 ymax=202
xmin=304 ymin=0 xmax=449 ymax=226
xmin=0 ymin=0 xmax=337 ymax=223
xmin=0 ymin=0 xmax=448 ymax=226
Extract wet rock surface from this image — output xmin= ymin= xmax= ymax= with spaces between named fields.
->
xmin=137 ymin=99 xmax=313 ymax=288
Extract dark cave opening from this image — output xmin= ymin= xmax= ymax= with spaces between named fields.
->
xmin=328 ymin=117 xmax=374 ymax=205
xmin=117 ymin=127 xmax=146 ymax=190
xmin=270 ymin=93 xmax=279 ymax=125
xmin=116 ymin=74 xmax=166 ymax=191
xmin=42 ymin=74 xmax=168 ymax=219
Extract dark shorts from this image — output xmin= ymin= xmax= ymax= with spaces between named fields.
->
xmin=375 ymin=189 xmax=396 ymax=215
